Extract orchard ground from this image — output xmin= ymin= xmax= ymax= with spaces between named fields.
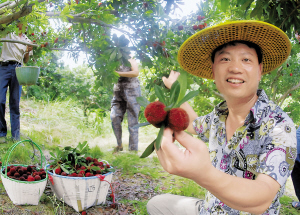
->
xmin=0 ymin=98 xmax=298 ymax=214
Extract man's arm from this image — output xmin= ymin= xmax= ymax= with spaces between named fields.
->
xmin=116 ymin=58 xmax=139 ymax=77
xmin=162 ymin=70 xmax=198 ymax=134
xmin=157 ymin=128 xmax=280 ymax=214
xmin=23 ymin=45 xmax=33 ymax=64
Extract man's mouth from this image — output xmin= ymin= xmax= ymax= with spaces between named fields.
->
xmin=227 ymin=79 xmax=244 ymax=84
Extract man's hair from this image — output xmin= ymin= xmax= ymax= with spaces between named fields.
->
xmin=211 ymin=40 xmax=263 ymax=64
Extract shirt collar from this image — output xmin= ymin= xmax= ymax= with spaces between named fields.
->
xmin=214 ymin=89 xmax=269 ymax=125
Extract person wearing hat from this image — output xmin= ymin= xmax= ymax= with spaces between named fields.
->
xmin=146 ymin=20 xmax=296 ymax=214
xmin=0 ymin=22 xmax=33 ymax=143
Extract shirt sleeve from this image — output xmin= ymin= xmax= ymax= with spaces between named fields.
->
xmin=257 ymin=119 xmax=297 ymax=187
xmin=193 ymin=112 xmax=214 ymax=143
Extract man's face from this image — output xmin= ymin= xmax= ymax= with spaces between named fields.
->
xmin=212 ymin=43 xmax=262 ymax=102
xmin=17 ymin=23 xmax=23 ymax=31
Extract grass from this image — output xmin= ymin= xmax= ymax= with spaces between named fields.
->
xmin=1 ymin=97 xmax=299 ymax=214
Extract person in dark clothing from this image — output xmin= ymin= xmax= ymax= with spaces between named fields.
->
xmin=110 ymin=58 xmax=141 ymax=152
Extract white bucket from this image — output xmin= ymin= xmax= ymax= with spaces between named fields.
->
xmin=47 ymin=170 xmax=113 ymax=212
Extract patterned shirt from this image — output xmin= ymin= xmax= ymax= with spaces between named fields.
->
xmin=193 ymin=89 xmax=296 ymax=214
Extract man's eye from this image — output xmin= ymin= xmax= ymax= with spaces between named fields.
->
xmin=243 ymin=58 xmax=250 ymax=62
xmin=220 ymin=58 xmax=229 ymax=61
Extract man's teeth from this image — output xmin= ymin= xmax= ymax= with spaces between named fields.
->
xmin=227 ymin=79 xmax=244 ymax=84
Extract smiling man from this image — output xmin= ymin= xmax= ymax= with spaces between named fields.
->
xmin=146 ymin=20 xmax=296 ymax=214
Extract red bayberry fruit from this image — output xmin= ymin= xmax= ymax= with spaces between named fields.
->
xmin=99 ymin=162 xmax=103 ymax=166
xmin=98 ymin=2 xmax=102 ymax=6
xmin=198 ymin=24 xmax=204 ymax=29
xmin=28 ymin=175 xmax=35 ymax=181
xmin=79 ymin=170 xmax=85 ymax=175
xmin=40 ymin=168 xmax=44 ymax=172
xmin=71 ymin=173 xmax=78 ymax=177
xmin=78 ymin=174 xmax=83 ymax=177
xmin=35 ymin=175 xmax=41 ymax=181
xmin=14 ymin=172 xmax=20 ymax=178
xmin=85 ymin=172 xmax=93 ymax=177
xmin=290 ymin=73 xmax=293 ymax=76
xmin=144 ymin=101 xmax=168 ymax=127
xmin=55 ymin=168 xmax=62 ymax=175
xmin=20 ymin=177 xmax=26 ymax=181
xmin=86 ymin=157 xmax=92 ymax=163
xmin=193 ymin=25 xmax=198 ymax=30
xmin=80 ymin=166 xmax=86 ymax=170
xmin=106 ymin=164 xmax=110 ymax=168
xmin=54 ymin=38 xmax=58 ymax=43
xmin=7 ymin=172 xmax=11 ymax=176
xmin=10 ymin=167 xmax=16 ymax=174
xmin=32 ymin=172 xmax=39 ymax=177
xmin=61 ymin=172 xmax=67 ymax=176
xmin=82 ymin=211 xmax=87 ymax=215
xmin=178 ymin=25 xmax=183 ymax=30
xmin=22 ymin=174 xmax=28 ymax=179
xmin=93 ymin=158 xmax=98 ymax=163
xmin=31 ymin=33 xmax=34 ymax=36
xmin=197 ymin=15 xmax=201 ymax=20
xmin=167 ymin=108 xmax=189 ymax=131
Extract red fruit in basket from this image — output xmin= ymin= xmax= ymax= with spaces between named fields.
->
xmin=27 ymin=166 xmax=32 ymax=172
xmin=27 ymin=175 xmax=35 ymax=181
xmin=27 ymin=171 xmax=31 ymax=175
xmin=40 ymin=168 xmax=45 ymax=172
xmin=167 ymin=108 xmax=189 ymax=131
xmin=80 ymin=166 xmax=86 ymax=170
xmin=79 ymin=170 xmax=85 ymax=175
xmin=93 ymin=158 xmax=98 ymax=163
xmin=16 ymin=166 xmax=21 ymax=170
xmin=85 ymin=172 xmax=93 ymax=177
xmin=55 ymin=168 xmax=62 ymax=175
xmin=144 ymin=101 xmax=168 ymax=127
xmin=96 ymin=170 xmax=102 ymax=174
xmin=32 ymin=172 xmax=39 ymax=177
xmin=78 ymin=174 xmax=83 ymax=177
xmin=41 ymin=175 xmax=46 ymax=179
xmin=19 ymin=176 xmax=25 ymax=181
xmin=41 ymin=171 xmax=46 ymax=175
xmin=14 ymin=172 xmax=20 ymax=178
xmin=99 ymin=161 xmax=103 ymax=166
xmin=71 ymin=173 xmax=78 ymax=177
xmin=86 ymin=157 xmax=93 ymax=163
xmin=106 ymin=164 xmax=110 ymax=168
xmin=18 ymin=169 xmax=23 ymax=175
xmin=22 ymin=174 xmax=28 ymax=179
xmin=61 ymin=172 xmax=67 ymax=176
xmin=7 ymin=172 xmax=11 ymax=176
xmin=6 ymin=166 xmax=10 ymax=171
xmin=34 ymin=175 xmax=41 ymax=181
xmin=82 ymin=211 xmax=87 ymax=215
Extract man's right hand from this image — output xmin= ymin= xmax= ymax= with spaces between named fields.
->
xmin=162 ymin=70 xmax=180 ymax=89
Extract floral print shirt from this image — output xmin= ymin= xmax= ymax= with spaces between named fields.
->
xmin=193 ymin=89 xmax=296 ymax=215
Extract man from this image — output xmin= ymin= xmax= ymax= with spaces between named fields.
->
xmin=110 ymin=58 xmax=141 ymax=152
xmin=0 ymin=22 xmax=33 ymax=142
xmin=147 ymin=20 xmax=296 ymax=214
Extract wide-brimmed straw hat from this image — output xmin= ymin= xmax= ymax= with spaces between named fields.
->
xmin=178 ymin=20 xmax=291 ymax=79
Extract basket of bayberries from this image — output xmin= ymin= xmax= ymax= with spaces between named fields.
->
xmin=47 ymin=141 xmax=115 ymax=212
xmin=0 ymin=139 xmax=48 ymax=205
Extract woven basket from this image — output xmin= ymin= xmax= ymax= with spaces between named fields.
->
xmin=1 ymin=140 xmax=48 ymax=205
xmin=47 ymin=163 xmax=113 ymax=212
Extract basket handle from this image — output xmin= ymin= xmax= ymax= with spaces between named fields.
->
xmin=3 ymin=139 xmax=46 ymax=176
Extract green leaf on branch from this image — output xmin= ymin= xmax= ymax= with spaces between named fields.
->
xmin=155 ymin=124 xmax=165 ymax=151
xmin=140 ymin=139 xmax=156 ymax=158
xmin=174 ymin=90 xmax=200 ymax=108
xmin=133 ymin=122 xmax=151 ymax=128
xmin=154 ymin=85 xmax=166 ymax=104
xmin=169 ymin=81 xmax=180 ymax=107
xmin=177 ymin=71 xmax=187 ymax=103
xmin=136 ymin=96 xmax=150 ymax=107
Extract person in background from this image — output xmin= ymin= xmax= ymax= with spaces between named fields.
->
xmin=0 ymin=21 xmax=33 ymax=143
xmin=291 ymin=126 xmax=300 ymax=209
xmin=146 ymin=20 xmax=296 ymax=214
xmin=110 ymin=58 xmax=141 ymax=152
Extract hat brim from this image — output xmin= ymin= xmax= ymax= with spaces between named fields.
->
xmin=178 ymin=20 xmax=291 ymax=79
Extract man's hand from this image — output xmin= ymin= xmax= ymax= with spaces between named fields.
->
xmin=156 ymin=128 xmax=212 ymax=181
xmin=162 ymin=70 xmax=180 ymax=89
xmin=26 ymin=45 xmax=33 ymax=52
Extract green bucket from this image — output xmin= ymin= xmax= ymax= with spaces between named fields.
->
xmin=15 ymin=66 xmax=40 ymax=86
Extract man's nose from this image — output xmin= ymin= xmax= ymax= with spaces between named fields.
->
xmin=228 ymin=60 xmax=243 ymax=73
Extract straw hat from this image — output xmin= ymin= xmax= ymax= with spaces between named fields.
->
xmin=178 ymin=20 xmax=291 ymax=79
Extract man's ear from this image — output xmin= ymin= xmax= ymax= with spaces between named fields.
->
xmin=211 ymin=63 xmax=215 ymax=79
xmin=258 ymin=63 xmax=263 ymax=81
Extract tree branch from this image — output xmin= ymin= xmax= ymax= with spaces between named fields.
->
xmin=277 ymin=81 xmax=300 ymax=106
xmin=0 ymin=39 xmax=38 ymax=47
